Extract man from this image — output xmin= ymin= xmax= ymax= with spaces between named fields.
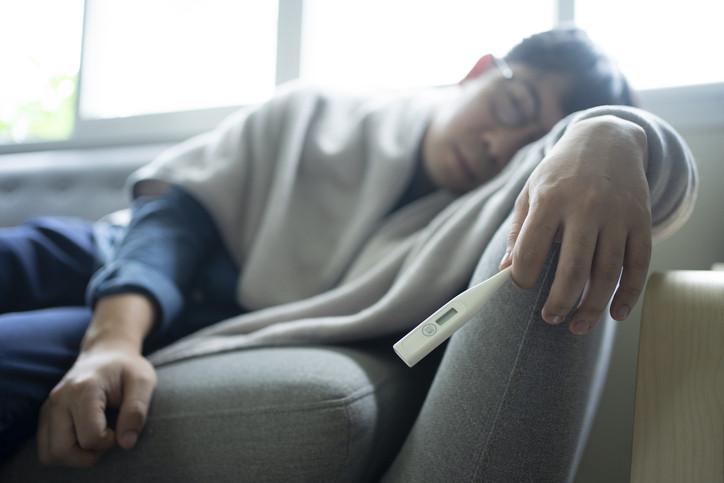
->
xmin=0 ymin=27 xmax=696 ymax=469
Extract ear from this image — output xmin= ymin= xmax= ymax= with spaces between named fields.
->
xmin=460 ymin=54 xmax=496 ymax=84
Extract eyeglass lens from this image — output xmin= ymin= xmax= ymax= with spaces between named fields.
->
xmin=491 ymin=77 xmax=540 ymax=128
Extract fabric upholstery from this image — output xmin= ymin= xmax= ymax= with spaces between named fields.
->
xmin=1 ymin=341 xmax=439 ymax=482
xmin=0 ymin=143 xmax=619 ymax=482
xmin=383 ymin=218 xmax=616 ymax=482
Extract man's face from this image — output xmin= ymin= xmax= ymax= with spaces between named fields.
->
xmin=422 ymin=61 xmax=571 ymax=193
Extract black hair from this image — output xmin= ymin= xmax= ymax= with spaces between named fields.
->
xmin=505 ymin=27 xmax=636 ymax=113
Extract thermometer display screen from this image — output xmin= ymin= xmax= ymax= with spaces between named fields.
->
xmin=436 ymin=308 xmax=458 ymax=326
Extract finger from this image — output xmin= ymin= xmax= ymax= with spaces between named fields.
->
xmin=40 ymin=392 xmax=108 ymax=468
xmin=610 ymin=228 xmax=652 ymax=321
xmin=501 ymin=187 xmax=530 ymax=269
xmin=116 ymin=368 xmax=157 ymax=450
xmin=510 ymin=197 xmax=560 ymax=289
xmin=71 ymin=383 xmax=115 ymax=451
xmin=542 ymin=224 xmax=597 ymax=326
xmin=568 ymin=229 xmax=627 ymax=334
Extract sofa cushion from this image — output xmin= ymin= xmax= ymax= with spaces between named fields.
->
xmin=1 ymin=339 xmax=438 ymax=482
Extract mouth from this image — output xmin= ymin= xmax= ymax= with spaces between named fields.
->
xmin=453 ymin=147 xmax=477 ymax=182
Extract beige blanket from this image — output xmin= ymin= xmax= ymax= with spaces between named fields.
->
xmin=128 ymin=84 xmax=697 ymax=366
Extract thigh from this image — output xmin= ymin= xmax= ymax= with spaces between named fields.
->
xmin=0 ymin=217 xmax=97 ymax=313
xmin=0 ymin=306 xmax=92 ymax=401
xmin=0 ymin=307 xmax=92 ymax=460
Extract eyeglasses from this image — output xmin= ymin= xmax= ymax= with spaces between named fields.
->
xmin=490 ymin=56 xmax=541 ymax=129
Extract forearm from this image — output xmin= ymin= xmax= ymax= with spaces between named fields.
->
xmin=87 ymin=186 xmax=225 ymax=332
xmin=81 ymin=293 xmax=158 ymax=354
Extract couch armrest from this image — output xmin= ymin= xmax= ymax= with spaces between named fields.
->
xmin=631 ymin=269 xmax=724 ymax=482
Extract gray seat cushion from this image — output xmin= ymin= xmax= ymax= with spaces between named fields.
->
xmin=1 ymin=340 xmax=438 ymax=482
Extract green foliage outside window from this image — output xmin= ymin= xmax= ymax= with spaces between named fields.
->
xmin=0 ymin=72 xmax=77 ymax=144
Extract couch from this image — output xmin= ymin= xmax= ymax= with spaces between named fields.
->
xmin=0 ymin=145 xmax=618 ymax=482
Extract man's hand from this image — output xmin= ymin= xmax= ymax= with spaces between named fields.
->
xmin=37 ymin=294 xmax=158 ymax=468
xmin=37 ymin=346 xmax=157 ymax=467
xmin=500 ymin=115 xmax=651 ymax=334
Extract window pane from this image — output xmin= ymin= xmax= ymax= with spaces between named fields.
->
xmin=300 ymin=0 xmax=556 ymax=90
xmin=0 ymin=0 xmax=84 ymax=144
xmin=80 ymin=0 xmax=278 ymax=119
xmin=576 ymin=0 xmax=724 ymax=90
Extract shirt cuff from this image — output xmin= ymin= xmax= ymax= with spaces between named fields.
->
xmin=86 ymin=260 xmax=184 ymax=334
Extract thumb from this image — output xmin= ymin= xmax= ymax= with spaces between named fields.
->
xmin=501 ymin=187 xmax=530 ymax=270
xmin=116 ymin=368 xmax=157 ymax=450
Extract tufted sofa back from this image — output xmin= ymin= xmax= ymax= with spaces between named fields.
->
xmin=0 ymin=144 xmax=170 ymax=227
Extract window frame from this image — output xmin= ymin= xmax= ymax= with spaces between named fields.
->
xmin=1 ymin=0 xmax=722 ymax=156
xmin=0 ymin=0 xmax=303 ymax=155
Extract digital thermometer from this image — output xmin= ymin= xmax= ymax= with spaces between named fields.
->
xmin=393 ymin=266 xmax=512 ymax=367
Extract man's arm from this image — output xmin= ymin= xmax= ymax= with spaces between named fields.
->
xmin=36 ymin=187 xmax=226 ymax=467
xmin=37 ymin=293 xmax=157 ymax=467
xmin=501 ymin=114 xmax=652 ymax=334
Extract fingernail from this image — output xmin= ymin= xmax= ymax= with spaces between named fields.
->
xmin=121 ymin=431 xmax=138 ymax=449
xmin=574 ymin=321 xmax=591 ymax=334
xmin=546 ymin=314 xmax=563 ymax=325
xmin=499 ymin=250 xmax=511 ymax=269
xmin=615 ymin=305 xmax=630 ymax=321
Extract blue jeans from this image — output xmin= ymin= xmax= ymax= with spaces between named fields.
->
xmin=0 ymin=217 xmax=97 ymax=461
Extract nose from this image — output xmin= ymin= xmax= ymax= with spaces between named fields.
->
xmin=480 ymin=130 xmax=504 ymax=167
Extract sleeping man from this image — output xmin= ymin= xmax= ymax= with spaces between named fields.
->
xmin=0 ymin=26 xmax=697 ymax=470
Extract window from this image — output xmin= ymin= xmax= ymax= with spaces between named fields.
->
xmin=0 ymin=0 xmax=84 ymax=144
xmin=1 ymin=0 xmax=279 ymax=150
xmin=575 ymin=0 xmax=724 ymax=90
xmin=1 ymin=0 xmax=722 ymax=153
xmin=300 ymin=0 xmax=555 ymax=89
xmin=79 ymin=0 xmax=278 ymax=119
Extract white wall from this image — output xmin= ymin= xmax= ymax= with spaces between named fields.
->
xmin=575 ymin=107 xmax=724 ymax=482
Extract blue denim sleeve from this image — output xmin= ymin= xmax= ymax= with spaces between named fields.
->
xmin=86 ymin=186 xmax=226 ymax=331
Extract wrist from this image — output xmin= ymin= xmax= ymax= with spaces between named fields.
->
xmin=570 ymin=115 xmax=649 ymax=171
xmin=81 ymin=293 xmax=158 ymax=353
